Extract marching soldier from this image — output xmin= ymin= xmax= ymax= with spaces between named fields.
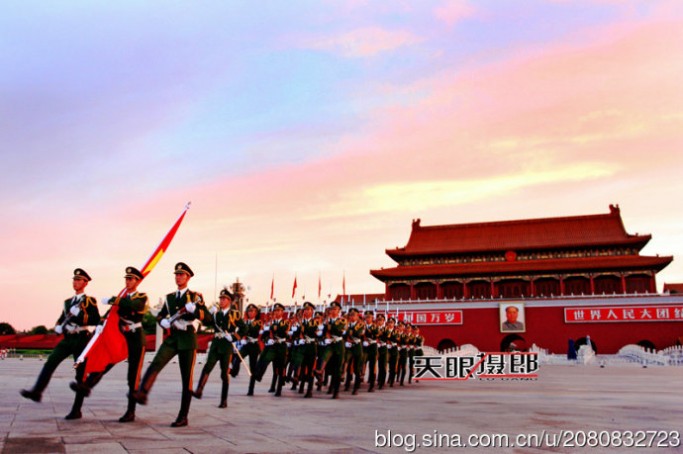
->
xmin=289 ymin=302 xmax=319 ymax=397
xmin=232 ymin=303 xmax=262 ymax=396
xmin=253 ymin=303 xmax=289 ymax=396
xmin=133 ymin=262 xmax=212 ymax=427
xmin=69 ymin=266 xmax=148 ymax=422
xmin=21 ymin=268 xmax=100 ymax=420
xmin=362 ymin=311 xmax=379 ymax=392
xmin=375 ymin=313 xmax=388 ymax=390
xmin=343 ymin=308 xmax=365 ymax=395
xmin=396 ymin=321 xmax=408 ymax=386
xmin=315 ymin=301 xmax=346 ymax=399
xmin=385 ymin=317 xmax=399 ymax=387
xmin=193 ymin=288 xmax=243 ymax=408
xmin=410 ymin=325 xmax=425 ymax=384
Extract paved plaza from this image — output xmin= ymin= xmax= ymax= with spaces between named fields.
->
xmin=1 ymin=356 xmax=682 ymax=453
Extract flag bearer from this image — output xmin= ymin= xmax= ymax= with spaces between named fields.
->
xmin=133 ymin=262 xmax=211 ymax=427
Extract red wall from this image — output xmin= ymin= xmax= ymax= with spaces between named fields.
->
xmin=422 ymin=306 xmax=682 ymax=354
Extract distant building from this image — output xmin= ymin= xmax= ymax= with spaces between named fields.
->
xmin=364 ymin=205 xmax=682 ymax=353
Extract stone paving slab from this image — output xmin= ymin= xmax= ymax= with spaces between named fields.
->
xmin=1 ymin=357 xmax=683 ymax=453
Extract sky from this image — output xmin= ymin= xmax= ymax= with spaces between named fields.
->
xmin=2 ymin=0 xmax=683 ymax=331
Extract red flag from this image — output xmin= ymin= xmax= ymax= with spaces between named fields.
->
xmin=292 ymin=275 xmax=298 ymax=298
xmin=270 ymin=274 xmax=274 ymax=300
xmin=79 ymin=203 xmax=190 ymax=375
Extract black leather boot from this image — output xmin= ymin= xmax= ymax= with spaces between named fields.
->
xmin=218 ymin=381 xmax=228 ymax=408
xmin=119 ymin=395 xmax=136 ymax=423
xmin=132 ymin=368 xmax=159 ymax=405
xmin=192 ymin=371 xmax=210 ymax=399
xmin=171 ymin=391 xmax=191 ymax=427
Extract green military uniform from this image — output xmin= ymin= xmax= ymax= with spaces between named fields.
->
xmin=343 ymin=311 xmax=365 ymax=395
xmin=385 ymin=321 xmax=399 ymax=387
xmin=254 ymin=304 xmax=289 ymax=396
xmin=134 ymin=262 xmax=212 ymax=427
xmin=232 ymin=304 xmax=262 ymax=395
xmin=376 ymin=317 xmax=388 ymax=390
xmin=410 ymin=329 xmax=425 ymax=384
xmin=21 ymin=268 xmax=100 ymax=418
xmin=193 ymin=289 xmax=244 ymax=408
xmin=363 ymin=314 xmax=380 ymax=392
xmin=72 ymin=270 xmax=148 ymax=422
xmin=316 ymin=302 xmax=347 ymax=399
xmin=397 ymin=323 xmax=408 ymax=386
xmin=290 ymin=302 xmax=319 ymax=397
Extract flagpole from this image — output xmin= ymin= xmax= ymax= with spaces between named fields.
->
xmin=214 ymin=252 xmax=218 ymax=304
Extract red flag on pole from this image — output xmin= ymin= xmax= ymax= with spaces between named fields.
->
xmin=292 ymin=275 xmax=298 ymax=298
xmin=78 ymin=203 xmax=191 ymax=375
xmin=270 ymin=274 xmax=274 ymax=300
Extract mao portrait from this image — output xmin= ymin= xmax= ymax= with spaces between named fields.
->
xmin=500 ymin=303 xmax=525 ymax=333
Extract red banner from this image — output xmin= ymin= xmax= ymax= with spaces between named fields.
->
xmin=394 ymin=310 xmax=463 ymax=326
xmin=564 ymin=305 xmax=683 ymax=323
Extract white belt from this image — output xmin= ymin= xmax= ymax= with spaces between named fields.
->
xmin=368 ymin=339 xmax=377 ymax=345
xmin=172 ymin=320 xmax=191 ymax=331
xmin=214 ymin=332 xmax=232 ymax=340
xmin=121 ymin=320 xmax=142 ymax=333
xmin=65 ymin=324 xmax=93 ymax=334
xmin=245 ymin=337 xmax=258 ymax=343
xmin=331 ymin=336 xmax=343 ymax=343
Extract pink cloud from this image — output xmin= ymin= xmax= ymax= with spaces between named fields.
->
xmin=434 ymin=0 xmax=476 ymax=27
xmin=307 ymin=27 xmax=422 ymax=58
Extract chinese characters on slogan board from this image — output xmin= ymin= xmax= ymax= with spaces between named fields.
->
xmin=564 ymin=305 xmax=683 ymax=323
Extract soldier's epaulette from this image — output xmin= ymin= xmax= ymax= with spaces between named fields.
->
xmin=135 ymin=292 xmax=147 ymax=298
xmin=230 ymin=309 xmax=241 ymax=318
xmin=195 ymin=292 xmax=205 ymax=304
xmin=84 ymin=296 xmax=96 ymax=307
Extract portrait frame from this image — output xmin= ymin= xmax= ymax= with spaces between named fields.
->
xmin=500 ymin=302 xmax=526 ymax=333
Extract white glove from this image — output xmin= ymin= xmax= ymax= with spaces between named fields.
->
xmin=95 ymin=325 xmax=104 ymax=335
xmin=160 ymin=319 xmax=171 ymax=329
xmin=185 ymin=302 xmax=196 ymax=313
xmin=263 ymin=324 xmax=270 ymax=331
xmin=266 ymin=339 xmax=275 ymax=346
xmin=70 ymin=306 xmax=81 ymax=316
xmin=258 ymin=329 xmax=264 ymax=335
xmin=55 ymin=325 xmax=63 ymax=335
xmin=345 ymin=342 xmax=352 ymax=348
xmin=210 ymin=306 xmax=218 ymax=315
xmin=225 ymin=333 xmax=233 ymax=342
xmin=291 ymin=326 xmax=298 ymax=332
xmin=324 ymin=338 xmax=332 ymax=345
xmin=287 ymin=330 xmax=294 ymax=336
xmin=103 ymin=297 xmax=113 ymax=305
xmin=363 ymin=341 xmax=369 ymax=347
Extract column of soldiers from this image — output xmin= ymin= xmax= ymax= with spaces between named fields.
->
xmin=232 ymin=300 xmax=426 ymax=399
xmin=21 ymin=267 xmax=426 ymax=427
